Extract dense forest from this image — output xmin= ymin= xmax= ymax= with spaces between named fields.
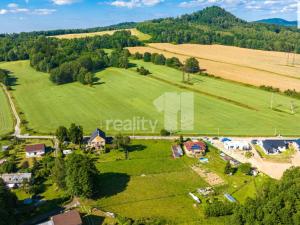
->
xmin=137 ymin=6 xmax=300 ymax=53
xmin=232 ymin=167 xmax=300 ymax=224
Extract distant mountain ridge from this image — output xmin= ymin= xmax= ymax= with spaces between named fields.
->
xmin=256 ymin=18 xmax=297 ymax=27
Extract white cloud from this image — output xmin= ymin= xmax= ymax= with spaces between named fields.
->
xmin=33 ymin=9 xmax=57 ymax=15
xmin=52 ymin=0 xmax=79 ymax=5
xmin=0 ymin=4 xmax=56 ymax=16
xmin=110 ymin=0 xmax=163 ymax=8
xmin=7 ymin=3 xmax=18 ymax=8
xmin=0 ymin=9 xmax=8 ymax=15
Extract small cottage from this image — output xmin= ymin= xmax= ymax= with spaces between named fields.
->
xmin=183 ymin=141 xmax=206 ymax=157
xmin=25 ymin=144 xmax=45 ymax=158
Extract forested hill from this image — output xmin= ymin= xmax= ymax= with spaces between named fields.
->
xmin=256 ymin=18 xmax=298 ymax=27
xmin=137 ymin=6 xmax=300 ymax=53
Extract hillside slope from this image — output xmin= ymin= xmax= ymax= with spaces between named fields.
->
xmin=137 ymin=6 xmax=300 ymax=53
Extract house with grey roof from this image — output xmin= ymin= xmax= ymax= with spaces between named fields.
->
xmin=87 ymin=128 xmax=106 ymax=150
xmin=258 ymin=140 xmax=288 ymax=155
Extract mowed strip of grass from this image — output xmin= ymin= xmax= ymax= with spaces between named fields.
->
xmin=0 ymin=86 xmax=13 ymax=136
xmin=93 ymin=140 xmax=230 ymax=224
xmin=132 ymin=60 xmax=300 ymax=135
xmin=2 ymin=60 xmax=300 ymax=135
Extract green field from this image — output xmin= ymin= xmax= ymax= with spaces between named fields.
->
xmin=83 ymin=140 xmax=264 ymax=224
xmin=9 ymin=139 xmax=267 ymax=224
xmin=0 ymin=86 xmax=14 ymax=136
xmin=1 ymin=60 xmax=300 ymax=136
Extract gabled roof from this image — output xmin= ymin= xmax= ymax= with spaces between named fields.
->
xmin=88 ymin=128 xmax=106 ymax=143
xmin=25 ymin=144 xmax=45 ymax=153
xmin=52 ymin=210 xmax=82 ymax=225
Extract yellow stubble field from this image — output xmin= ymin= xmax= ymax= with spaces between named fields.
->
xmin=128 ymin=43 xmax=300 ymax=91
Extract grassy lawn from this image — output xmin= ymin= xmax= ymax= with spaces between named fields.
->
xmin=1 ymin=60 xmax=300 ymax=136
xmin=79 ymin=140 xmax=266 ymax=224
xmin=8 ymin=140 xmax=267 ymax=224
xmin=0 ymin=86 xmax=14 ymax=136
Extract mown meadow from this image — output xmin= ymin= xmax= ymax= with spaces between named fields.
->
xmin=0 ymin=85 xmax=13 ymax=136
xmin=1 ymin=59 xmax=300 ymax=136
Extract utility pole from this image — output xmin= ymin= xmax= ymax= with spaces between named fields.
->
xmin=286 ymin=53 xmax=290 ymax=65
xmin=270 ymin=93 xmax=274 ymax=109
xmin=291 ymin=101 xmax=295 ymax=114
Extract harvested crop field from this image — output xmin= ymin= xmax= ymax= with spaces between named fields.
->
xmin=51 ymin=28 xmax=151 ymax=41
xmin=128 ymin=43 xmax=300 ymax=91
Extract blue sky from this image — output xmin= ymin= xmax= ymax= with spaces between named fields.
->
xmin=0 ymin=0 xmax=298 ymax=33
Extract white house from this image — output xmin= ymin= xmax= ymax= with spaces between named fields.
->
xmin=224 ymin=141 xmax=251 ymax=150
xmin=25 ymin=144 xmax=45 ymax=158
xmin=1 ymin=173 xmax=32 ymax=188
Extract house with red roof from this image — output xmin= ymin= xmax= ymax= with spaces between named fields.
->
xmin=183 ymin=141 xmax=206 ymax=157
xmin=25 ymin=144 xmax=45 ymax=158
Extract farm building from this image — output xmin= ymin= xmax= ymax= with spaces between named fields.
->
xmin=88 ymin=128 xmax=106 ymax=150
xmin=39 ymin=210 xmax=82 ymax=225
xmin=25 ymin=144 xmax=45 ymax=158
xmin=220 ymin=152 xmax=240 ymax=167
xmin=1 ymin=173 xmax=32 ymax=188
xmin=183 ymin=141 xmax=206 ymax=157
xmin=223 ymin=140 xmax=251 ymax=150
xmin=171 ymin=145 xmax=183 ymax=158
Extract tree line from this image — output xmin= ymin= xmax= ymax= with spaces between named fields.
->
xmin=0 ymin=31 xmax=141 ymax=85
xmin=137 ymin=6 xmax=300 ymax=53
xmin=133 ymin=51 xmax=200 ymax=82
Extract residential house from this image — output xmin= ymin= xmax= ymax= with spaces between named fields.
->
xmin=224 ymin=140 xmax=251 ymax=150
xmin=171 ymin=145 xmax=183 ymax=158
xmin=88 ymin=128 xmax=106 ymax=150
xmin=1 ymin=173 xmax=31 ymax=188
xmin=258 ymin=140 xmax=288 ymax=155
xmin=39 ymin=210 xmax=82 ymax=225
xmin=25 ymin=144 xmax=45 ymax=158
xmin=183 ymin=141 xmax=206 ymax=157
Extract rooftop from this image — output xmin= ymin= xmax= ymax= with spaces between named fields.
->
xmin=52 ymin=210 xmax=82 ymax=225
xmin=25 ymin=144 xmax=45 ymax=153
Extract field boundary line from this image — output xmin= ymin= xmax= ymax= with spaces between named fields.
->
xmin=148 ymin=75 xmax=258 ymax=111
xmin=147 ymin=45 xmax=300 ymax=81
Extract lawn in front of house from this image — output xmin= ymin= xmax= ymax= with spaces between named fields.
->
xmin=254 ymin=144 xmax=296 ymax=163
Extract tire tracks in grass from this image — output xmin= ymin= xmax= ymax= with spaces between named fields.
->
xmin=147 ymin=45 xmax=300 ymax=81
xmin=148 ymin=75 xmax=258 ymax=111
